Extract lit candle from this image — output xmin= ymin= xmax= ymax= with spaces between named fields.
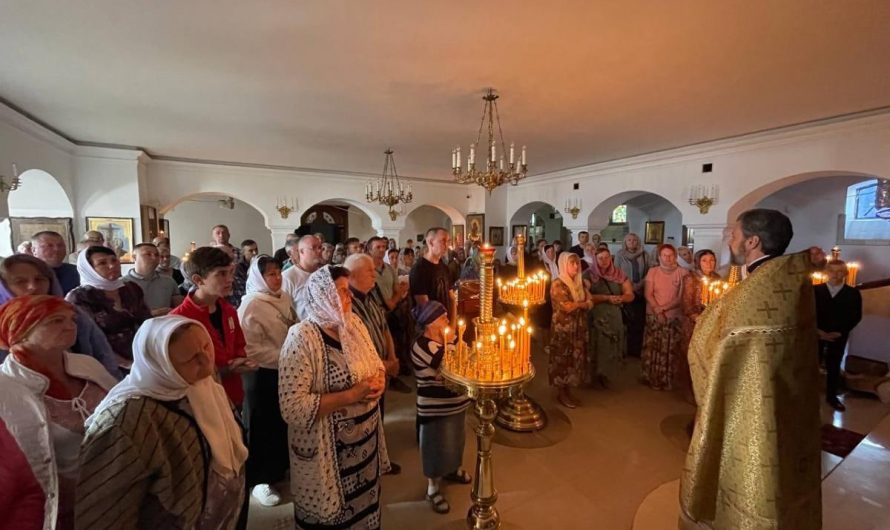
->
xmin=701 ymin=278 xmax=709 ymax=305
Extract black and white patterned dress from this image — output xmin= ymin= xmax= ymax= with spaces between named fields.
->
xmin=295 ymin=329 xmax=382 ymax=530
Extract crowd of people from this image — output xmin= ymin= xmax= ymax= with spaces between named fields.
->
xmin=0 ymin=211 xmax=862 ymax=529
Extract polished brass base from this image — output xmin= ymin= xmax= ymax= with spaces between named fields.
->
xmin=496 ymin=392 xmax=547 ymax=432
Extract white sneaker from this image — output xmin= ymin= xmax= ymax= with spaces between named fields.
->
xmin=252 ymin=484 xmax=281 ymax=507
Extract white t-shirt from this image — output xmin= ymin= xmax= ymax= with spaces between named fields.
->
xmin=282 ymin=264 xmax=313 ymax=320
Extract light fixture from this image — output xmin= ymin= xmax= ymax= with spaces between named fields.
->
xmin=452 ymin=88 xmax=527 ymax=193
xmin=218 ymin=197 xmax=235 ymax=210
xmin=564 ymin=198 xmax=582 ymax=219
xmin=0 ymin=163 xmax=22 ymax=193
xmin=689 ymin=185 xmax=719 ymax=214
xmin=366 ymin=148 xmax=413 ymax=221
xmin=276 ymin=197 xmax=296 ymax=219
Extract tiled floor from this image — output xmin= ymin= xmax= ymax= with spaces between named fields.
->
xmin=248 ymin=348 xmax=890 ymax=530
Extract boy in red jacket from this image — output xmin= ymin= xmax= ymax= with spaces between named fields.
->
xmin=171 ymin=246 xmax=256 ymax=407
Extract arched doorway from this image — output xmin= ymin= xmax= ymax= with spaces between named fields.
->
xmin=739 ymin=172 xmax=889 ymax=283
xmin=588 ymin=191 xmax=683 ymax=252
xmin=509 ymin=201 xmax=566 ymax=248
xmin=401 ymin=205 xmax=454 ymax=247
xmin=0 ymin=169 xmax=75 ymax=255
xmin=301 ymin=200 xmax=377 ymax=245
xmin=161 ymin=193 xmax=272 ymax=256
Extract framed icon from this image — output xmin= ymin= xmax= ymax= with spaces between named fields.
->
xmin=644 ymin=221 xmax=665 ymax=245
xmin=87 ymin=217 xmax=136 ymax=263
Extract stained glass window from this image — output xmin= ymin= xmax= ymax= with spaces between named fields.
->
xmin=611 ymin=204 xmax=627 ymax=224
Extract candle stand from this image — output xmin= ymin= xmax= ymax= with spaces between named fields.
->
xmin=441 ymin=243 xmax=535 ymax=529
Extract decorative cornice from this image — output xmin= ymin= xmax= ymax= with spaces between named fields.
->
xmin=0 ymin=99 xmax=76 ymax=155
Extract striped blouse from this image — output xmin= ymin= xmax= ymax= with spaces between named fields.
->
xmin=411 ymin=336 xmax=471 ymax=421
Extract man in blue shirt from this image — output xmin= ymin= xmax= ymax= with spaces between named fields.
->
xmin=31 ymin=231 xmax=80 ymax=295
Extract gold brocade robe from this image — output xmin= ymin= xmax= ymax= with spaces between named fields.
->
xmin=680 ymin=253 xmax=822 ymax=530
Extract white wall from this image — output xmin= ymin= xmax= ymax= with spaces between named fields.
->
xmin=400 ymin=205 xmax=452 ymax=247
xmin=163 ymin=196 xmax=272 ymax=256
xmin=757 ymin=175 xmax=889 ymax=283
xmin=347 ymin=206 xmax=376 ymax=242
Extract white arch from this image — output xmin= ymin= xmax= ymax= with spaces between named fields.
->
xmin=402 ymin=202 xmax=465 ymax=225
xmin=727 ymin=170 xmax=880 ymax=223
xmin=160 ymin=191 xmax=272 ymax=228
xmin=509 ymin=200 xmax=559 ymax=227
xmin=8 ymin=168 xmax=74 ymax=217
xmin=308 ymin=198 xmax=383 ymax=228
xmin=587 ymin=190 xmax=682 ymax=229
xmin=159 ymin=192 xmax=273 ymax=254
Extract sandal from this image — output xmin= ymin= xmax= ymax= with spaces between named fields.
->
xmin=443 ymin=469 xmax=472 ymax=484
xmin=426 ymin=491 xmax=450 ymax=514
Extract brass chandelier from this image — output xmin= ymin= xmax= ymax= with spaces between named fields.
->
xmin=452 ymin=88 xmax=527 ymax=193
xmin=366 ymin=148 xmax=413 ymax=221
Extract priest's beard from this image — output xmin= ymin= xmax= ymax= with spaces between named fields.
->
xmin=730 ymin=242 xmax=747 ymax=266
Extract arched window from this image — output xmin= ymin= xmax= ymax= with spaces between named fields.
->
xmin=610 ymin=204 xmax=627 ymax=224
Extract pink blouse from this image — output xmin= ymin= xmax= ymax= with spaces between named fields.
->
xmin=645 ymin=266 xmax=688 ymax=319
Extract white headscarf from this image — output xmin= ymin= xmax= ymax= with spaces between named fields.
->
xmin=76 ymin=248 xmax=125 ymax=290
xmin=303 ymin=266 xmax=384 ymax=381
xmin=240 ymin=255 xmax=295 ymax=322
xmin=557 ymin=252 xmax=587 ymax=302
xmin=542 ymin=249 xmax=560 ymax=279
xmin=88 ymin=315 xmax=248 ymax=477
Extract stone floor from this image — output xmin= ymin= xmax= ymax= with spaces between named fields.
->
xmin=248 ymin=348 xmax=890 ymax=530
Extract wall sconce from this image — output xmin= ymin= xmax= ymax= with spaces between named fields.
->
xmin=563 ymin=198 xmax=581 ymax=219
xmin=689 ymin=185 xmax=719 ymax=214
xmin=276 ymin=197 xmax=297 ymax=219
xmin=0 ymin=163 xmax=22 ymax=193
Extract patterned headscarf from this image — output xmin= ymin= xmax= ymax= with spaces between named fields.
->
xmin=0 ymin=295 xmax=77 ymax=398
xmin=411 ymin=301 xmax=448 ymax=328
xmin=557 ymin=252 xmax=587 ymax=302
xmin=303 ymin=266 xmax=384 ymax=380
xmin=586 ymin=249 xmax=628 ymax=285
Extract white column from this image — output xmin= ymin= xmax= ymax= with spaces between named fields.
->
xmin=269 ymin=226 xmax=295 ymax=250
xmin=685 ymin=223 xmax=732 ymax=267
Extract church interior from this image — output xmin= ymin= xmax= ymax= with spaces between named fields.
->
xmin=1 ymin=2 xmax=889 ymax=529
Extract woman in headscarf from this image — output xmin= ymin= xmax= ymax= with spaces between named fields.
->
xmin=678 ymin=249 xmax=722 ymax=401
xmin=641 ymin=244 xmax=689 ymax=391
xmin=236 ymin=255 xmax=297 ymax=507
xmin=547 ymin=252 xmax=593 ymax=408
xmin=76 ymin=316 xmax=248 ymax=529
xmin=460 ymin=243 xmax=482 ymax=280
xmin=0 ymin=254 xmax=120 ymax=378
xmin=279 ymin=265 xmax=389 ymax=529
xmin=613 ymin=233 xmax=652 ymax=358
xmin=541 ymin=244 xmax=560 ymax=279
xmin=66 ymin=246 xmax=151 ymax=369
xmin=584 ymin=247 xmax=634 ymax=388
xmin=410 ymin=301 xmax=472 ymax=514
xmin=0 ymin=295 xmax=118 ymax=530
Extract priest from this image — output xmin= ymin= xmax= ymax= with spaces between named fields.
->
xmin=680 ymin=209 xmax=824 ymax=530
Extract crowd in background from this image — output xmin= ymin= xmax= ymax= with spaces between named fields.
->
xmin=0 ymin=215 xmax=861 ymax=529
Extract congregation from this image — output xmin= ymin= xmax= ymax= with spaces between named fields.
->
xmin=0 ymin=211 xmax=861 ymax=530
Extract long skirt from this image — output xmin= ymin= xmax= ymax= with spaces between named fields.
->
xmin=419 ymin=412 xmax=467 ymax=478
xmin=640 ymin=314 xmax=683 ymax=391
xmin=296 ymin=404 xmax=382 ymax=530
xmin=242 ymin=368 xmax=289 ymax=487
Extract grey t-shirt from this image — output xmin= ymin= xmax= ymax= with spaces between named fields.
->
xmin=124 ymin=270 xmax=179 ymax=310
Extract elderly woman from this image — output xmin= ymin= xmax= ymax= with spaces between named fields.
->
xmin=678 ymin=249 xmax=722 ymax=398
xmin=77 ymin=316 xmax=248 ymax=529
xmin=585 ymin=247 xmax=634 ymax=388
xmin=0 ymin=254 xmax=120 ymax=378
xmin=641 ymin=244 xmax=689 ymax=391
xmin=548 ymin=252 xmax=594 ymax=408
xmin=614 ymin=233 xmax=652 ymax=358
xmin=411 ymin=301 xmax=472 ymax=514
xmin=279 ymin=265 xmax=389 ymax=529
xmin=0 ymin=295 xmax=118 ymax=529
xmin=237 ymin=255 xmax=297 ymax=507
xmin=66 ymin=246 xmax=151 ymax=369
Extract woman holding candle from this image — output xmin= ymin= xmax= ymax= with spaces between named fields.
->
xmin=410 ymin=301 xmax=472 ymax=514
xmin=678 ymin=249 xmax=721 ymax=400
xmin=548 ymin=252 xmax=593 ymax=408
xmin=641 ymin=244 xmax=689 ymax=391
xmin=584 ymin=247 xmax=634 ymax=388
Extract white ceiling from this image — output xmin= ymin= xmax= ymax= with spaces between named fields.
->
xmin=2 ymin=1 xmax=889 ymax=179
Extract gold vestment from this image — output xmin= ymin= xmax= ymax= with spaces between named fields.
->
xmin=680 ymin=253 xmax=821 ymax=529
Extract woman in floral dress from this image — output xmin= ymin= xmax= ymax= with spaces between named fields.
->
xmin=548 ymin=252 xmax=593 ymax=408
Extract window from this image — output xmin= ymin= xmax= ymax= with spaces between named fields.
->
xmin=610 ymin=205 xmax=627 ymax=224
xmin=842 ymin=179 xmax=890 ymax=242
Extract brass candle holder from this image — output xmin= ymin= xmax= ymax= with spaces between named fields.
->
xmin=494 ymin=231 xmax=548 ymax=432
xmin=441 ymin=243 xmax=534 ymax=530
